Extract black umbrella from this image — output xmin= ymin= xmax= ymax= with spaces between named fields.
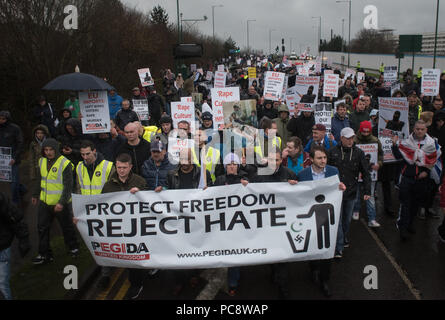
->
xmin=43 ymin=72 xmax=115 ymax=91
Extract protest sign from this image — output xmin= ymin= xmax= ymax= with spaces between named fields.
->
xmin=137 ymin=68 xmax=154 ymax=86
xmin=211 ymin=87 xmax=240 ymax=130
xmin=384 ymin=66 xmax=398 ymax=88
xmin=218 ymin=65 xmax=225 ymax=72
xmin=314 ymin=103 xmax=333 ymax=132
xmin=167 ymin=138 xmax=195 ymax=164
xmin=297 ymin=103 xmax=314 ymax=113
xmin=345 ymin=68 xmax=356 ymax=80
xmin=391 ymin=82 xmax=401 ymax=96
xmin=73 ymin=176 xmax=342 ymax=269
xmin=285 ymin=95 xmax=297 ymax=115
xmin=214 ymin=71 xmax=227 ymax=88
xmin=357 ymin=72 xmax=365 ymax=83
xmin=206 ymin=71 xmax=213 ymax=81
xmin=0 ymin=147 xmax=11 ymax=182
xmin=281 ymin=75 xmax=289 ymax=100
xmin=171 ymin=101 xmax=196 ymax=133
xmin=181 ymin=97 xmax=193 ymax=103
xmin=79 ymin=91 xmax=111 ymax=134
xmin=222 ymin=100 xmax=257 ymax=129
xmin=291 ymin=76 xmax=320 ymax=104
xmin=202 ymin=102 xmax=213 ymax=114
xmin=248 ymin=78 xmax=259 ymax=88
xmin=323 ymin=73 xmax=339 ymax=98
xmin=248 ymin=67 xmax=257 ymax=79
xmin=190 ymin=64 xmax=197 ymax=72
xmin=263 ymin=72 xmax=285 ymax=101
xmin=378 ymin=97 xmax=409 ymax=162
xmin=356 ymin=144 xmax=378 ymax=181
xmin=132 ymin=99 xmax=149 ymax=121
xmin=324 ymin=70 xmax=334 ymax=75
xmin=421 ymin=69 xmax=441 ymax=96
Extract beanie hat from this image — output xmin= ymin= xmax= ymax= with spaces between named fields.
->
xmin=160 ymin=115 xmax=173 ymax=125
xmin=359 ymin=121 xmax=372 ymax=133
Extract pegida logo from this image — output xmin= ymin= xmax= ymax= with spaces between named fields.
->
xmin=52 ymin=167 xmax=58 ymax=172
xmin=95 ymin=171 xmax=101 ymax=177
xmin=91 ymin=241 xmax=150 ymax=261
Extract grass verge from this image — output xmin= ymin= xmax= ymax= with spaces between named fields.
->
xmin=10 ymin=236 xmax=95 ymax=300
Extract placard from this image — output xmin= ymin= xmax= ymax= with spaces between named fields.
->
xmin=79 ymin=91 xmax=111 ymax=134
xmin=421 ymin=69 xmax=441 ymax=96
xmin=137 ymin=68 xmax=154 ymax=87
xmin=132 ymin=99 xmax=149 ymax=121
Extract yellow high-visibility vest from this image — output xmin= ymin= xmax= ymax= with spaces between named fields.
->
xmin=142 ymin=126 xmax=159 ymax=143
xmin=76 ymin=160 xmax=113 ymax=195
xmin=254 ymin=136 xmax=282 ymax=159
xmin=379 ymin=65 xmax=385 ymax=73
xmin=39 ymin=156 xmax=73 ymax=205
xmin=191 ymin=146 xmax=220 ymax=182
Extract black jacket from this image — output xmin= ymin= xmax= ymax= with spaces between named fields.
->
xmin=258 ymin=106 xmax=278 ymax=122
xmin=0 ymin=192 xmax=30 ymax=253
xmin=214 ymin=171 xmax=248 ymax=186
xmin=115 ymin=108 xmax=140 ymax=131
xmin=33 ymin=102 xmax=57 ymax=136
xmin=94 ymin=133 xmax=126 ymax=162
xmin=252 ymin=165 xmax=297 ymax=183
xmin=287 ymin=114 xmax=315 ymax=146
xmin=167 ymin=165 xmax=212 ymax=189
xmin=0 ymin=111 xmax=24 ymax=164
xmin=146 ymin=93 xmax=164 ymax=126
xmin=328 ymin=144 xmax=371 ymax=200
xmin=115 ymin=138 xmax=151 ymax=175
xmin=59 ymin=118 xmax=86 ymax=165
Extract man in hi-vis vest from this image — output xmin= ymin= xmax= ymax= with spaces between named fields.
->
xmin=31 ymin=138 xmax=79 ymax=264
xmin=76 ymin=140 xmax=114 ymax=195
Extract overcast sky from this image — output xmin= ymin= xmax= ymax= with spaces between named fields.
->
xmin=124 ymin=0 xmax=444 ymax=55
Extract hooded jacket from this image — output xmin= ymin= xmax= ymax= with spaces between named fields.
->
xmin=108 ymin=92 xmax=123 ymax=119
xmin=146 ymin=92 xmax=164 ymax=126
xmin=273 ymin=105 xmax=292 ymax=146
xmin=331 ymin=112 xmax=351 ymax=142
xmin=56 ymin=108 xmax=72 ymax=140
xmin=33 ymin=101 xmax=57 ymax=136
xmin=328 ymin=143 xmax=371 ymax=200
xmin=141 ymin=155 xmax=177 ymax=190
xmin=0 ymin=111 xmax=24 ymax=164
xmin=59 ymin=118 xmax=85 ymax=165
xmin=287 ymin=113 xmax=315 ymax=146
xmin=0 ymin=191 xmax=30 ymax=253
xmin=32 ymin=138 xmax=73 ymax=206
xmin=29 ymin=124 xmax=50 ymax=180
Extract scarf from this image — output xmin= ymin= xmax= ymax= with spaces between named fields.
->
xmin=397 ymin=133 xmax=440 ymax=167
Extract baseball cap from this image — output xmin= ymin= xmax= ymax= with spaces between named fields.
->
xmin=150 ymin=140 xmax=166 ymax=152
xmin=312 ymin=124 xmax=326 ymax=131
xmin=223 ymin=153 xmax=241 ymax=166
xmin=341 ymin=127 xmax=355 ymax=138
xmin=369 ymin=109 xmax=379 ymax=117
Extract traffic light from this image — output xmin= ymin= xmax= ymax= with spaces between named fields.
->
xmin=282 ymin=38 xmax=284 ymax=45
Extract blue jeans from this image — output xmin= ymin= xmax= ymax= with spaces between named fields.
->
xmin=165 ymin=102 xmax=171 ymax=116
xmin=336 ymin=198 xmax=355 ymax=253
xmin=353 ymin=181 xmax=377 ymax=222
xmin=0 ymin=247 xmax=12 ymax=300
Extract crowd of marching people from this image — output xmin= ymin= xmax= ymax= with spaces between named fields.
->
xmin=1 ymin=53 xmax=445 ymax=300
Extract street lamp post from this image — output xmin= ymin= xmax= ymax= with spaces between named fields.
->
xmin=433 ymin=0 xmax=440 ymax=68
xmin=341 ymin=18 xmax=345 ymax=52
xmin=336 ymin=0 xmax=351 ymax=68
xmin=247 ymin=19 xmax=256 ymax=54
xmin=212 ymin=4 xmax=223 ymax=39
xmin=269 ymin=29 xmax=275 ymax=55
xmin=312 ymin=16 xmax=322 ymax=55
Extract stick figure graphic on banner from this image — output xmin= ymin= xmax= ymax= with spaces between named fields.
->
xmin=298 ymin=86 xmax=316 ymax=103
xmin=296 ymin=194 xmax=335 ymax=250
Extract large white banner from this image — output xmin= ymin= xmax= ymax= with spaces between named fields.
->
xmin=73 ymin=176 xmax=342 ymax=269
xmin=0 ymin=147 xmax=11 ymax=182
xmin=421 ymin=69 xmax=441 ymax=96
xmin=79 ymin=91 xmax=111 ymax=134
xmin=264 ymin=71 xmax=285 ymax=101
xmin=211 ymin=87 xmax=240 ymax=130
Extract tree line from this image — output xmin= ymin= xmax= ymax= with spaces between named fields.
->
xmin=0 ymin=0 xmax=234 ymax=138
